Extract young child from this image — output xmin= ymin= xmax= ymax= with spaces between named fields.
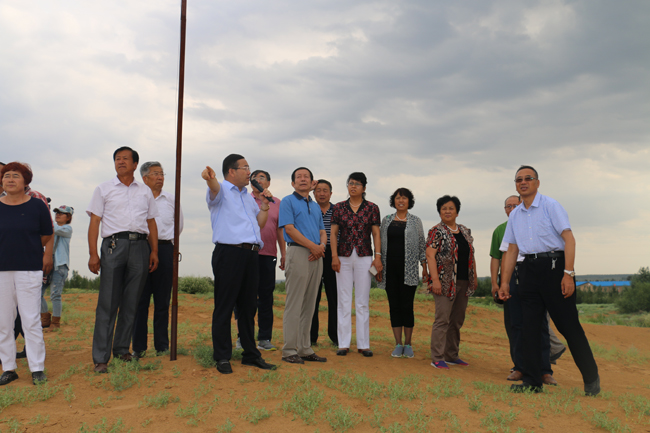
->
xmin=41 ymin=205 xmax=73 ymax=330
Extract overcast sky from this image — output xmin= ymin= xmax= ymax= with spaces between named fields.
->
xmin=1 ymin=0 xmax=648 ymax=278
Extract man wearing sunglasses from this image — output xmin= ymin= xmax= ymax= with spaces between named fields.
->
xmin=498 ymin=165 xmax=600 ymax=396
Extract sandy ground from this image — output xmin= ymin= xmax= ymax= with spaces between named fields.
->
xmin=1 ymin=291 xmax=649 ymax=432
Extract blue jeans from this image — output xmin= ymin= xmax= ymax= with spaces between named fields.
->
xmin=41 ymin=265 xmax=68 ymax=317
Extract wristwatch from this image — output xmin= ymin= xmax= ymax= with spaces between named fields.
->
xmin=564 ymin=269 xmax=575 ymax=277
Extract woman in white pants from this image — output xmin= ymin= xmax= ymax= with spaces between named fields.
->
xmin=0 ymin=162 xmax=52 ymax=386
xmin=330 ymin=172 xmax=382 ymax=357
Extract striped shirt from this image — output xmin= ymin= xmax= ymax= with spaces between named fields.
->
xmin=321 ymin=203 xmax=333 ymax=246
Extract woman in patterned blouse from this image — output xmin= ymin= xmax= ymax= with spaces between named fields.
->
xmin=426 ymin=195 xmax=477 ymax=370
xmin=378 ymin=188 xmax=428 ymax=359
xmin=331 ymin=172 xmax=382 ymax=357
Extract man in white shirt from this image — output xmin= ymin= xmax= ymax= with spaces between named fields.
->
xmin=87 ymin=147 xmax=159 ymax=373
xmin=132 ymin=162 xmax=183 ymax=357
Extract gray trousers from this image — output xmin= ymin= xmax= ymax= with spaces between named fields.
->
xmin=430 ymin=280 xmax=469 ymax=362
xmin=282 ymin=246 xmax=322 ymax=357
xmin=92 ymin=238 xmax=149 ymax=364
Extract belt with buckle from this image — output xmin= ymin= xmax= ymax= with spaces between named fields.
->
xmin=524 ymin=251 xmax=564 ymax=260
xmin=159 ymin=240 xmax=173 ymax=245
xmin=287 ymin=242 xmax=306 ymax=248
xmin=218 ymin=242 xmax=260 ymax=252
xmin=110 ymin=231 xmax=148 ymax=241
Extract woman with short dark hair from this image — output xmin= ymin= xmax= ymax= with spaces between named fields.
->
xmin=426 ymin=195 xmax=477 ymax=369
xmin=0 ymin=162 xmax=52 ymax=385
xmin=378 ymin=188 xmax=427 ymax=358
xmin=331 ymin=172 xmax=382 ymax=357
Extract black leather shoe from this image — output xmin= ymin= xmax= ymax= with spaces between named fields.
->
xmin=242 ymin=357 xmax=277 ymax=370
xmin=32 ymin=371 xmax=47 ymax=385
xmin=0 ymin=371 xmax=19 ymax=386
xmin=336 ymin=348 xmax=349 ymax=356
xmin=16 ymin=348 xmax=26 ymax=359
xmin=216 ymin=360 xmax=233 ymax=374
xmin=358 ymin=349 xmax=373 ymax=357
xmin=510 ymin=383 xmax=543 ymax=393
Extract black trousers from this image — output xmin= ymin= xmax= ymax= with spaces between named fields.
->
xmin=132 ymin=242 xmax=174 ymax=353
xmin=385 ymin=283 xmax=417 ymax=328
xmin=508 ymin=268 xmax=553 ymax=375
xmin=310 ymin=246 xmax=338 ymax=345
xmin=233 ymin=255 xmax=277 ymax=341
xmin=211 ymin=244 xmax=261 ymax=363
xmin=519 ymin=256 xmax=598 ymax=387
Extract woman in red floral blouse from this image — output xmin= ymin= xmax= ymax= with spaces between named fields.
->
xmin=426 ymin=195 xmax=477 ymax=370
xmin=330 ymin=172 xmax=382 ymax=357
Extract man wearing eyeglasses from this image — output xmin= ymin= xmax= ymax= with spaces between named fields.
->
xmin=131 ymin=162 xmax=184 ymax=358
xmin=499 ymin=165 xmax=600 ymax=396
xmin=202 ymin=154 xmax=277 ymax=374
xmin=491 ymin=195 xmax=562 ymax=385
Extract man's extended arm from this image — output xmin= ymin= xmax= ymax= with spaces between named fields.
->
xmin=202 ymin=166 xmax=220 ymax=200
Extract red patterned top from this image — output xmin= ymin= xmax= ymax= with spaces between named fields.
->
xmin=331 ymin=199 xmax=380 ymax=257
xmin=426 ymin=222 xmax=476 ymax=298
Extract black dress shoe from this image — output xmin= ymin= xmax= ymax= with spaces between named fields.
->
xmin=94 ymin=363 xmax=108 ymax=374
xmin=358 ymin=349 xmax=373 ymax=357
xmin=301 ymin=353 xmax=327 ymax=362
xmin=510 ymin=383 xmax=543 ymax=393
xmin=336 ymin=348 xmax=349 ymax=356
xmin=16 ymin=348 xmax=26 ymax=359
xmin=0 ymin=371 xmax=19 ymax=386
xmin=32 ymin=371 xmax=47 ymax=385
xmin=216 ymin=360 xmax=233 ymax=374
xmin=242 ymin=357 xmax=277 ymax=370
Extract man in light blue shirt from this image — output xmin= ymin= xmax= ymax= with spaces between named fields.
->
xmin=202 ymin=154 xmax=277 ymax=374
xmin=499 ymin=165 xmax=599 ymax=396
xmin=278 ymin=167 xmax=327 ymax=364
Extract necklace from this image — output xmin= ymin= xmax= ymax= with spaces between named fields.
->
xmin=445 ymin=223 xmax=459 ymax=232
xmin=349 ymin=200 xmax=362 ymax=208
xmin=395 ymin=213 xmax=407 ymax=221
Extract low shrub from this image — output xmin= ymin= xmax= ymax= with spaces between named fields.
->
xmin=179 ymin=276 xmax=213 ymax=294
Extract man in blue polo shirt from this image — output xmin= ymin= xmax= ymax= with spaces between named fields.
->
xmin=499 ymin=165 xmax=599 ymax=396
xmin=278 ymin=167 xmax=327 ymax=364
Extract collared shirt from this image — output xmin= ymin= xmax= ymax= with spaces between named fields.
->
xmin=279 ymin=192 xmax=324 ymax=245
xmin=154 ymin=190 xmax=184 ymax=241
xmin=493 ymin=220 xmax=525 ymax=263
xmin=331 ymin=199 xmax=381 ymax=257
xmin=251 ymin=192 xmax=281 ymax=257
xmin=321 ymin=203 xmax=333 ymax=246
xmin=501 ymin=193 xmax=571 ymax=255
xmin=53 ymin=224 xmax=73 ymax=267
xmin=206 ymin=180 xmax=263 ymax=247
xmin=86 ymin=176 xmax=158 ymax=238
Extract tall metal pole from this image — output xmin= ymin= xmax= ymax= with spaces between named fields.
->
xmin=170 ymin=0 xmax=187 ymax=361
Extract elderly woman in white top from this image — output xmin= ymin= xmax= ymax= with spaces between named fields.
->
xmin=378 ymin=188 xmax=427 ymax=358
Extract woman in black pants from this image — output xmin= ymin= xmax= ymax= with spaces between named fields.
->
xmin=378 ymin=188 xmax=427 ymax=358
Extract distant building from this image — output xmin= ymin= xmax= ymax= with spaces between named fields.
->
xmin=577 ymin=281 xmax=631 ymax=294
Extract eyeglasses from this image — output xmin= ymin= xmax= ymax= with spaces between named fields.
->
xmin=514 ymin=176 xmax=537 ymax=183
xmin=236 ymin=166 xmax=250 ymax=171
xmin=252 ymin=176 xmax=267 ymax=181
xmin=147 ymin=172 xmax=165 ymax=178
xmin=347 ymin=181 xmax=363 ymax=187
xmin=504 ymin=204 xmax=518 ymax=209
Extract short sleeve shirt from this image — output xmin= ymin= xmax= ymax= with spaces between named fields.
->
xmin=501 ymin=193 xmax=571 ymax=255
xmin=0 ymin=198 xmax=53 ymax=271
xmin=252 ymin=193 xmax=281 ymax=257
xmin=489 ymin=221 xmax=508 ymax=260
xmin=86 ymin=177 xmax=158 ymax=238
xmin=331 ymin=199 xmax=380 ymax=257
xmin=278 ymin=192 xmax=324 ymax=245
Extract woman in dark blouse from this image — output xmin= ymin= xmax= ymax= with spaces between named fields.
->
xmin=0 ymin=162 xmax=52 ymax=386
xmin=331 ymin=172 xmax=382 ymax=357
xmin=426 ymin=195 xmax=477 ymax=370
xmin=378 ymin=188 xmax=427 ymax=358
